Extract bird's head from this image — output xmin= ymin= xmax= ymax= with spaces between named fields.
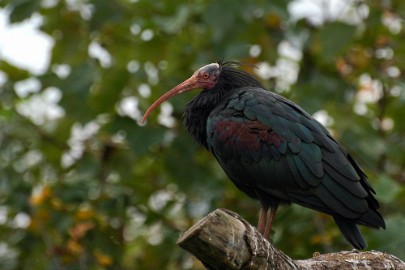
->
xmin=141 ymin=62 xmax=221 ymax=124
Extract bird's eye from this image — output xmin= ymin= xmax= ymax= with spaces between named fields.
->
xmin=202 ymin=72 xmax=209 ymax=79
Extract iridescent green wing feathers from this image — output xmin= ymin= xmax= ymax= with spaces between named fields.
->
xmin=207 ymin=87 xmax=385 ymax=249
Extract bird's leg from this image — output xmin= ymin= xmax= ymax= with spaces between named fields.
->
xmin=263 ymin=205 xmax=278 ymax=239
xmin=257 ymin=205 xmax=269 ymax=235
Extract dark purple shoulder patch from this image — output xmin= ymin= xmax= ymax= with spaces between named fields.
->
xmin=213 ymin=119 xmax=282 ymax=152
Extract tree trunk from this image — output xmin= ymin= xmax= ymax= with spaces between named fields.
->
xmin=177 ymin=209 xmax=405 ymax=270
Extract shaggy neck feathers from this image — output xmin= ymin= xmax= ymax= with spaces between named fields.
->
xmin=184 ymin=64 xmax=263 ymax=148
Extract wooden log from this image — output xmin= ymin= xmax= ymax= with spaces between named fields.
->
xmin=177 ymin=209 xmax=405 ymax=270
xmin=295 ymin=250 xmax=405 ymax=270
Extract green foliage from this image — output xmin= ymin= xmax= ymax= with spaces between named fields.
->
xmin=0 ymin=0 xmax=404 ymax=269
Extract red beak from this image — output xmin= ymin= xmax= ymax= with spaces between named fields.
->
xmin=141 ymin=74 xmax=198 ymax=124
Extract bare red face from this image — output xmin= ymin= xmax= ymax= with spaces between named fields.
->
xmin=191 ymin=63 xmax=221 ymax=90
xmin=141 ymin=63 xmax=220 ymax=124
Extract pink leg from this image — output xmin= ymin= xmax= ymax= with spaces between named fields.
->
xmin=257 ymin=205 xmax=268 ymax=235
xmin=264 ymin=206 xmax=278 ymax=239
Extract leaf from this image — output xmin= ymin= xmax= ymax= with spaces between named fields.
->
xmin=94 ymin=251 xmax=113 ymax=266
xmin=315 ymin=22 xmax=357 ymax=62
xmin=68 ymin=222 xmax=95 ymax=240
xmin=369 ymin=214 xmax=405 ymax=259
xmin=372 ymin=174 xmax=401 ymax=204
xmin=8 ymin=0 xmax=40 ymax=23
xmin=106 ymin=116 xmax=167 ymax=156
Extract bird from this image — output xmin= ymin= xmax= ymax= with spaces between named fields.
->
xmin=141 ymin=61 xmax=385 ymax=249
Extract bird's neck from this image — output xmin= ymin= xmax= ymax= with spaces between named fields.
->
xmin=184 ymin=89 xmax=225 ymax=149
xmin=183 ymin=65 xmax=264 ymax=148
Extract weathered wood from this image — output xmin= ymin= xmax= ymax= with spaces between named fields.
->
xmin=295 ymin=251 xmax=405 ymax=270
xmin=177 ymin=209 xmax=405 ymax=270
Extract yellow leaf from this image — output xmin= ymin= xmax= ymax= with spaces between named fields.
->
xmin=68 ymin=222 xmax=95 ymax=240
xmin=94 ymin=251 xmax=113 ymax=266
xmin=30 ymin=185 xmax=52 ymax=206
xmin=67 ymin=239 xmax=83 ymax=254
xmin=75 ymin=208 xmax=95 ymax=220
xmin=51 ymin=198 xmax=64 ymax=210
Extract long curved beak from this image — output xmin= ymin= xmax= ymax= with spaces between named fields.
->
xmin=141 ymin=75 xmax=198 ymax=124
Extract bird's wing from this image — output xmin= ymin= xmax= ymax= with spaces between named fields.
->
xmin=206 ymin=87 xmax=376 ymax=221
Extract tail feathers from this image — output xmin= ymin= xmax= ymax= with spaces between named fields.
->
xmin=357 ymin=209 xmax=386 ymax=229
xmin=333 ymin=216 xmax=366 ymax=250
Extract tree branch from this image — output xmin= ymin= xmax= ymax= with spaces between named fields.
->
xmin=177 ymin=209 xmax=405 ymax=270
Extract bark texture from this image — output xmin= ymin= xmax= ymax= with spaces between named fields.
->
xmin=177 ymin=209 xmax=405 ymax=270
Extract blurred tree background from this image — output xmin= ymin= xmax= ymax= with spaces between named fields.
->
xmin=0 ymin=0 xmax=404 ymax=269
